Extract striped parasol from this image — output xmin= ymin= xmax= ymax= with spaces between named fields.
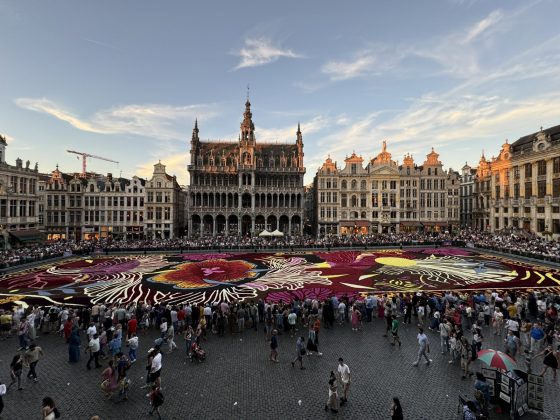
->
xmin=477 ymin=349 xmax=517 ymax=371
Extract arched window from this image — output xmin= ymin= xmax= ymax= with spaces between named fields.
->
xmin=360 ymin=180 xmax=367 ymax=190
xmin=351 ymin=195 xmax=358 ymax=207
xmin=341 ymin=180 xmax=347 ymax=190
xmin=351 ymin=180 xmax=357 ymax=190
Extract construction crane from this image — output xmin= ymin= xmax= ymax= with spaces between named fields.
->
xmin=67 ymin=150 xmax=119 ymax=177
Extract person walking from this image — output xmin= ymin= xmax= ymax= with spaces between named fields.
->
xmin=24 ymin=343 xmax=43 ymax=382
xmin=504 ymin=329 xmax=520 ymax=360
xmin=101 ymin=361 xmax=118 ymax=399
xmin=534 ymin=345 xmax=558 ymax=382
xmin=269 ymin=330 xmax=279 ymax=363
xmin=291 ymin=336 xmax=306 ymax=370
xmin=150 ymin=347 xmax=162 ymax=388
xmin=86 ymin=333 xmax=102 ymax=369
xmin=148 ymin=384 xmax=164 ymax=419
xmin=351 ymin=306 xmax=361 ymax=331
xmin=7 ymin=354 xmax=23 ymax=391
xmin=184 ymin=325 xmax=194 ymax=359
xmin=306 ymin=318 xmax=322 ymax=356
xmin=458 ymin=336 xmax=474 ymax=380
xmin=390 ymin=397 xmax=404 ymax=420
xmin=439 ymin=319 xmax=451 ymax=354
xmin=530 ymin=322 xmax=545 ymax=354
xmin=412 ymin=327 xmax=432 ymax=366
xmin=68 ymin=326 xmax=81 ymax=363
xmin=165 ymin=324 xmax=177 ymax=354
xmin=365 ymin=294 xmax=374 ymax=323
xmin=127 ymin=332 xmax=139 ymax=363
xmin=337 ymin=358 xmax=351 ymax=406
xmin=324 ymin=371 xmax=338 ymax=413
xmin=390 ymin=315 xmax=401 ymax=348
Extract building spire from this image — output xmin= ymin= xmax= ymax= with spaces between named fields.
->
xmin=240 ymin=94 xmax=255 ymax=142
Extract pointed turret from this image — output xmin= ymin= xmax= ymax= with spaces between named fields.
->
xmin=191 ymin=119 xmax=199 ymax=143
xmin=190 ymin=119 xmax=200 ymax=165
xmin=240 ymin=99 xmax=255 ymax=143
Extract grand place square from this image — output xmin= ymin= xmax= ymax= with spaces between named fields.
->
xmin=1 ymin=2 xmax=560 ymax=420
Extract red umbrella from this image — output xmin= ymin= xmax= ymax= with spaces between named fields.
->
xmin=477 ymin=349 xmax=517 ymax=371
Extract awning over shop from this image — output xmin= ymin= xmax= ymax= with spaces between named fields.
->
xmin=339 ymin=220 xmax=370 ymax=227
xmin=9 ymin=229 xmax=43 ymax=242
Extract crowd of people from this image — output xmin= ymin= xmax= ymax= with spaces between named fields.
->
xmin=0 ymin=287 xmax=558 ymax=419
xmin=1 ymin=229 xmax=559 ymax=268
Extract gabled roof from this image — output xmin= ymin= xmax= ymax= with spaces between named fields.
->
xmin=511 ymin=124 xmax=560 ymax=150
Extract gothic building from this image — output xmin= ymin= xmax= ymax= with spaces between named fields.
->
xmin=187 ymin=100 xmax=305 ymax=236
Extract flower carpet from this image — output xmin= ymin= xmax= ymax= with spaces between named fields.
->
xmin=1 ymin=248 xmax=559 ymax=306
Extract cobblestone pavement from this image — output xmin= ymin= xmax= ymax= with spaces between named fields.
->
xmin=0 ymin=317 xmax=557 ymax=420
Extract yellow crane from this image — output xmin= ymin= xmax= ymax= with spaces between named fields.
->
xmin=67 ymin=150 xmax=119 ymax=177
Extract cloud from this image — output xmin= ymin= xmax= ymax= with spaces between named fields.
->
xmin=317 ymin=7 xmax=527 ymax=82
xmin=15 ymin=98 xmax=218 ymax=140
xmin=321 ymin=55 xmax=377 ymax=81
xmin=463 ymin=10 xmax=503 ymax=43
xmin=233 ymin=37 xmax=302 ymax=70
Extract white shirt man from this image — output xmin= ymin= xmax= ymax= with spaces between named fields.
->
xmin=86 ymin=323 xmax=97 ymax=340
xmin=337 ymin=358 xmax=351 ymax=404
xmin=338 ymin=302 xmax=346 ymax=324
xmin=89 ymin=336 xmax=100 ymax=353
xmin=151 ymin=351 xmax=162 ymax=373
xmin=506 ymin=318 xmax=519 ymax=333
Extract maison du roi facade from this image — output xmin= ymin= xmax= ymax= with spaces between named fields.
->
xmin=187 ymin=99 xmax=305 ymax=236
xmin=314 ymin=142 xmax=460 ymax=236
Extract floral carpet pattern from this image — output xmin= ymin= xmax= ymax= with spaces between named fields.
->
xmin=1 ymin=248 xmax=559 ymax=306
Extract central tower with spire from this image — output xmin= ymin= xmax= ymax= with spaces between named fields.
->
xmin=239 ymin=98 xmax=256 ymax=166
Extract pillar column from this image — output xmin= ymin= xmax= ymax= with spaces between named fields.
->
xmin=288 ymin=218 xmax=292 ymax=235
xmin=251 ymin=217 xmax=255 ymax=235
xmin=213 ymin=217 xmax=217 ymax=237
xmin=225 ymin=219 xmax=229 ymax=235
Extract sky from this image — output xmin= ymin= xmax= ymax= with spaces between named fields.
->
xmin=1 ymin=0 xmax=559 ymax=186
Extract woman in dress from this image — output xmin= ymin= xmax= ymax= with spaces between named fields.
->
xmin=68 ymin=326 xmax=81 ymax=363
xmin=101 ymin=360 xmax=118 ymax=399
xmin=351 ymin=306 xmax=361 ymax=331
xmin=535 ymin=345 xmax=558 ymax=382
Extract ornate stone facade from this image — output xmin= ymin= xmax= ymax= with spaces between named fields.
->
xmin=187 ymin=100 xmax=305 ymax=236
xmin=314 ymin=141 xmax=459 ymax=236
xmin=42 ymin=168 xmax=148 ymax=241
xmin=145 ymin=162 xmax=185 ymax=239
xmin=485 ymin=125 xmax=560 ymax=237
xmin=460 ymin=163 xmax=477 ymax=228
xmin=0 ymin=135 xmax=41 ymax=247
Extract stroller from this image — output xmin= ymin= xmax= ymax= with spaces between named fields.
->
xmin=190 ymin=342 xmax=206 ymax=363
